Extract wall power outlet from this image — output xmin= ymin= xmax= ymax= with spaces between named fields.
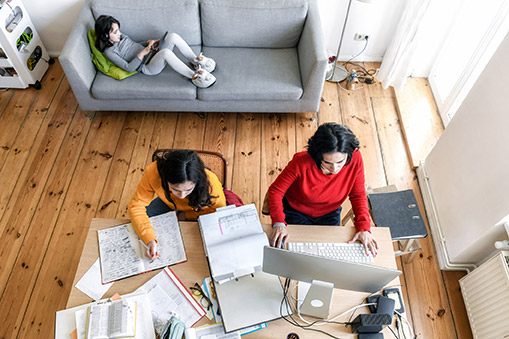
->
xmin=354 ymin=33 xmax=370 ymax=41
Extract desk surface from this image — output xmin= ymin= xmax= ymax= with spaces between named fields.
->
xmin=67 ymin=219 xmax=401 ymax=338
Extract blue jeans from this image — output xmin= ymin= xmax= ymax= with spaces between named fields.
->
xmin=283 ymin=197 xmax=342 ymax=226
xmin=146 ymin=197 xmax=173 ymax=217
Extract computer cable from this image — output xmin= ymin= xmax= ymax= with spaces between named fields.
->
xmin=277 ymin=279 xmax=346 ymax=339
xmin=395 ymin=310 xmax=416 ymax=339
xmin=397 ymin=314 xmax=407 ymax=339
xmin=388 ymin=324 xmax=400 ymax=339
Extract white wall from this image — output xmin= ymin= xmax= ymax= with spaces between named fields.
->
xmin=421 ymin=32 xmax=509 ymax=266
xmin=26 ymin=0 xmax=404 ymax=61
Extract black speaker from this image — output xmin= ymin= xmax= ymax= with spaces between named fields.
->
xmin=351 ymin=313 xmax=392 ymax=333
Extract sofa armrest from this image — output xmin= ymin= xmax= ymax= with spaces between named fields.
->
xmin=59 ymin=2 xmax=97 ymax=102
xmin=298 ymin=0 xmax=327 ymax=105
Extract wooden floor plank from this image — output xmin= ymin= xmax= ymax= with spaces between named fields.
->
xmin=231 ymin=114 xmax=261 ymax=207
xmin=318 ymin=81 xmax=342 ymax=124
xmin=0 ymin=76 xmax=75 ymax=294
xmin=15 ymin=112 xmax=126 ymax=339
xmin=394 ymin=78 xmax=444 ymax=168
xmin=442 ymin=270 xmax=473 ymax=339
xmin=0 ymin=109 xmax=91 ymax=339
xmin=0 ymin=90 xmax=37 ymax=169
xmin=260 ymin=113 xmax=296 ymax=223
xmin=339 ymin=88 xmax=386 ymax=189
xmin=202 ymin=113 xmax=237 ymax=189
xmin=115 ymin=113 xmax=157 ymax=219
xmin=0 ymin=63 xmax=64 ymax=225
xmin=172 ymin=113 xmax=206 ymax=149
xmin=295 ymin=112 xmax=318 ymax=151
xmin=143 ymin=113 xmax=179 ymax=167
xmin=95 ymin=113 xmax=144 ymax=219
xmin=0 ymin=89 xmax=14 ymax=119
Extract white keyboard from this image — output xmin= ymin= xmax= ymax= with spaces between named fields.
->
xmin=288 ymin=242 xmax=375 ymax=263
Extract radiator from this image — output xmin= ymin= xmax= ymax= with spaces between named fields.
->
xmin=459 ymin=251 xmax=509 ymax=339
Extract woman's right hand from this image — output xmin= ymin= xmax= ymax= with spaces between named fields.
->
xmin=269 ymin=225 xmax=289 ymax=249
xmin=137 ymin=41 xmax=157 ymax=59
xmin=145 ymin=240 xmax=160 ymax=260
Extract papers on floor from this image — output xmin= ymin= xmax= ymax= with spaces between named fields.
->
xmin=75 ymin=259 xmax=114 ymax=301
xmin=135 ymin=267 xmax=206 ymax=332
xmin=97 ymin=211 xmax=186 ymax=283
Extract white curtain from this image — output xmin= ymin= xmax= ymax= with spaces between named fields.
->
xmin=377 ymin=0 xmax=432 ymax=90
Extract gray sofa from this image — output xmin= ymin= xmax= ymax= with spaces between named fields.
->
xmin=59 ymin=0 xmax=327 ymax=113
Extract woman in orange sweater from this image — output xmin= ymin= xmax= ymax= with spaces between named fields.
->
xmin=129 ymin=150 xmax=226 ymax=259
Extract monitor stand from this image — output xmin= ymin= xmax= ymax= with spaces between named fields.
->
xmin=300 ymin=280 xmax=334 ymax=319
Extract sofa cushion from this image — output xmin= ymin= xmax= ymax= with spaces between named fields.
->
xmin=91 ymin=66 xmax=198 ymax=100
xmin=201 ymin=0 xmax=308 ymax=48
xmin=91 ymin=0 xmax=201 ymax=45
xmin=197 ymin=47 xmax=302 ymax=101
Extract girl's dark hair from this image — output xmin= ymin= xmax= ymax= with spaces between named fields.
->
xmin=307 ymin=123 xmax=360 ymax=169
xmin=156 ymin=150 xmax=213 ymax=211
xmin=95 ymin=15 xmax=120 ymax=52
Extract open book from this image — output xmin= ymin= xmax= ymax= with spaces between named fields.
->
xmin=85 ymin=299 xmax=136 ymax=339
xmin=198 ymin=204 xmax=268 ymax=284
xmin=98 ymin=211 xmax=186 ymax=284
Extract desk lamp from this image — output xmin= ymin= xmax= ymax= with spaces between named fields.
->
xmin=327 ymin=0 xmax=375 ymax=83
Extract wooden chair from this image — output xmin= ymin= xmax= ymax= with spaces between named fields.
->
xmin=152 ymin=149 xmax=228 ymax=188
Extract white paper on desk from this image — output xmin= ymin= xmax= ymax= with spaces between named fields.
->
xmin=184 ymin=323 xmax=240 ymax=339
xmin=135 ymin=267 xmax=205 ymax=328
xmin=75 ymin=310 xmax=86 ymax=339
xmin=75 ymin=259 xmax=114 ymax=300
xmin=207 ymin=232 xmax=267 ymax=282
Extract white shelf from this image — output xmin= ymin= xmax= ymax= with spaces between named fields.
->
xmin=0 ymin=0 xmax=49 ymax=89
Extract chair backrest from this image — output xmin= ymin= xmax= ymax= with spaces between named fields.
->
xmin=152 ymin=149 xmax=227 ymax=188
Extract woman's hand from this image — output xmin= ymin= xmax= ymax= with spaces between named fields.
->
xmin=137 ymin=41 xmax=157 ymax=59
xmin=145 ymin=240 xmax=160 ymax=260
xmin=349 ymin=231 xmax=378 ymax=257
xmin=269 ymin=225 xmax=289 ymax=249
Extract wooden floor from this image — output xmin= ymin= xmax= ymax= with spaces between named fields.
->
xmin=0 ymin=61 xmax=472 ymax=338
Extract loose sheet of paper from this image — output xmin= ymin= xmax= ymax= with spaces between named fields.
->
xmin=75 ymin=259 xmax=114 ymax=300
xmin=135 ymin=268 xmax=205 ymax=328
xmin=184 ymin=323 xmax=240 ymax=339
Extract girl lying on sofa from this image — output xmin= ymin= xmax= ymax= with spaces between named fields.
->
xmin=95 ymin=15 xmax=216 ymax=88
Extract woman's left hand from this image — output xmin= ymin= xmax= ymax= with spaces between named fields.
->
xmin=349 ymin=231 xmax=378 ymax=257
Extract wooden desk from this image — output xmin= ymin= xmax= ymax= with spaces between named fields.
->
xmin=67 ymin=219 xmax=402 ymax=338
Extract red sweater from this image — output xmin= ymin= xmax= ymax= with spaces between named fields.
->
xmin=268 ymin=150 xmax=371 ymax=232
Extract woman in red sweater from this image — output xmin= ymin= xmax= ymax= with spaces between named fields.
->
xmin=268 ymin=123 xmax=378 ymax=256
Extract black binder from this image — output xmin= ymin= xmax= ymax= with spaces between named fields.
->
xmin=368 ymin=189 xmax=428 ymax=240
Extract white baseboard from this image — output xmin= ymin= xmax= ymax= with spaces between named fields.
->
xmin=416 ymin=163 xmax=476 ymax=272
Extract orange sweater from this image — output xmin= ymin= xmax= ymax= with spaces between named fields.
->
xmin=128 ymin=161 xmax=226 ymax=244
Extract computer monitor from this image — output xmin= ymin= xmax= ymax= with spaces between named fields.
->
xmin=262 ymin=246 xmax=401 ymax=319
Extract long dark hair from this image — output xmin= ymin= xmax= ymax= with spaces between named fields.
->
xmin=307 ymin=123 xmax=360 ymax=169
xmin=155 ymin=150 xmax=213 ymax=211
xmin=95 ymin=15 xmax=120 ymax=52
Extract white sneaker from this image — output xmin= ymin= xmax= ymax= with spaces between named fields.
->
xmin=194 ymin=53 xmax=216 ymax=73
xmin=192 ymin=67 xmax=216 ymax=88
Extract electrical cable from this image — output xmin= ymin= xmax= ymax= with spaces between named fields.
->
xmin=388 ymin=325 xmax=400 ymax=339
xmin=277 ymin=279 xmax=347 ymax=338
xmin=395 ymin=310 xmax=415 ymax=339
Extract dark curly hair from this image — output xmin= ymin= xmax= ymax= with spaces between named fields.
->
xmin=94 ymin=15 xmax=120 ymax=52
xmin=307 ymin=123 xmax=360 ymax=169
xmin=155 ymin=150 xmax=214 ymax=212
